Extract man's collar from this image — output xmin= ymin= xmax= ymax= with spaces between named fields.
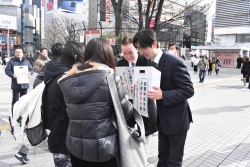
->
xmin=152 ymin=48 xmax=163 ymax=64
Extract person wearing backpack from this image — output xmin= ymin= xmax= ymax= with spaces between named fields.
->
xmin=42 ymin=42 xmax=85 ymax=167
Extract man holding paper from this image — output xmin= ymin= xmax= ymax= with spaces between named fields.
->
xmin=116 ymin=37 xmax=158 ymax=137
xmin=5 ymin=47 xmax=33 ymax=163
xmin=133 ymin=29 xmax=194 ymax=167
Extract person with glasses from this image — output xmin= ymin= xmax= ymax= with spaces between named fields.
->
xmin=133 ymin=29 xmax=194 ymax=167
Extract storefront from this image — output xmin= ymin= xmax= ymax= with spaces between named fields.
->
xmin=196 ymin=46 xmax=250 ymax=68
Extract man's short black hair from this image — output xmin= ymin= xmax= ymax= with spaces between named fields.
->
xmin=40 ymin=48 xmax=47 ymax=53
xmin=168 ymin=43 xmax=180 ymax=50
xmin=133 ymin=29 xmax=158 ymax=49
xmin=15 ymin=46 xmax=22 ymax=51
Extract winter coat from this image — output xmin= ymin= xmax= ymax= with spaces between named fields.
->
xmin=193 ymin=58 xmax=199 ymax=66
xmin=241 ymin=62 xmax=250 ymax=74
xmin=43 ymin=61 xmax=70 ymax=154
xmin=208 ymin=61 xmax=213 ymax=71
xmin=197 ymin=59 xmax=209 ymax=70
xmin=215 ymin=59 xmax=222 ymax=70
xmin=58 ymin=62 xmax=133 ymax=162
xmin=5 ymin=57 xmax=34 ymax=89
xmin=33 ymin=55 xmax=50 ymax=73
xmin=237 ymin=57 xmax=243 ymax=68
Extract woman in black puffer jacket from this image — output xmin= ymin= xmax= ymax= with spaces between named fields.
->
xmin=58 ymin=38 xmax=133 ymax=167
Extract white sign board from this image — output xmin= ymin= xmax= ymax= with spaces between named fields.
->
xmin=0 ymin=15 xmax=17 ymax=30
xmin=0 ymin=0 xmax=22 ymax=6
xmin=14 ymin=66 xmax=29 ymax=84
xmin=115 ymin=67 xmax=134 ymax=99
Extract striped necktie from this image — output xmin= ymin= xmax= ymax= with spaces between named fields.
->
xmin=152 ymin=61 xmax=158 ymax=68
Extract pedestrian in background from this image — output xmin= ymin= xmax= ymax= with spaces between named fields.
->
xmin=208 ymin=57 xmax=213 ymax=75
xmin=190 ymin=55 xmax=195 ymax=67
xmin=242 ymin=59 xmax=250 ymax=87
xmin=58 ymin=38 xmax=134 ymax=167
xmin=5 ymin=47 xmax=33 ymax=164
xmin=168 ymin=43 xmax=180 ymax=56
xmin=33 ymin=48 xmax=50 ymax=73
xmin=241 ymin=58 xmax=250 ymax=85
xmin=243 ymin=55 xmax=248 ymax=62
xmin=193 ymin=55 xmax=199 ymax=73
xmin=27 ymin=54 xmax=34 ymax=66
xmin=215 ymin=57 xmax=222 ymax=75
xmin=197 ymin=55 xmax=209 ymax=83
xmin=2 ymin=54 xmax=7 ymax=69
xmin=236 ymin=55 xmax=243 ymax=70
xmin=115 ymin=50 xmax=123 ymax=65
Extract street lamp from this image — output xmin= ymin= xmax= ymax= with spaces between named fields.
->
xmin=0 ymin=25 xmax=10 ymax=58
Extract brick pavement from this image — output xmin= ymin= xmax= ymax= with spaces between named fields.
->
xmin=1 ymin=64 xmax=250 ymax=167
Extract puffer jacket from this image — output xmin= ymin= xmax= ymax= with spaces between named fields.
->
xmin=58 ymin=63 xmax=133 ymax=162
xmin=5 ymin=56 xmax=34 ymax=89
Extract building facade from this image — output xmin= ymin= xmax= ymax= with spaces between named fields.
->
xmin=215 ymin=0 xmax=250 ymax=47
xmin=0 ymin=0 xmax=40 ymax=56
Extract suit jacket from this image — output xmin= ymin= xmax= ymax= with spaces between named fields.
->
xmin=116 ymin=54 xmax=151 ymax=66
xmin=156 ymin=51 xmax=194 ymax=136
xmin=116 ymin=55 xmax=158 ymax=135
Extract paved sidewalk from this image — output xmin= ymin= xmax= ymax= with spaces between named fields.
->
xmin=1 ymin=64 xmax=250 ymax=167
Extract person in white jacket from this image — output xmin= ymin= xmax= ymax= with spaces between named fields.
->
xmin=193 ymin=55 xmax=199 ymax=73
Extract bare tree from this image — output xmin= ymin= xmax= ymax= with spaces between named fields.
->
xmin=111 ymin=0 xmax=123 ymax=36
xmin=44 ymin=16 xmax=84 ymax=47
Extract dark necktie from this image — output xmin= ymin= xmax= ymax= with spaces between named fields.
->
xmin=131 ymin=62 xmax=135 ymax=67
xmin=152 ymin=61 xmax=158 ymax=68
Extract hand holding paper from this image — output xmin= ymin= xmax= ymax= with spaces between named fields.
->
xmin=122 ymin=81 xmax=127 ymax=88
xmin=13 ymin=74 xmax=18 ymax=78
xmin=148 ymin=86 xmax=162 ymax=100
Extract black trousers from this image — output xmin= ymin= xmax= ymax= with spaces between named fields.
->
xmin=157 ymin=126 xmax=187 ymax=167
xmin=70 ymin=154 xmax=118 ymax=167
xmin=12 ymin=89 xmax=27 ymax=116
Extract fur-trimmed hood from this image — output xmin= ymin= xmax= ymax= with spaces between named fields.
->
xmin=58 ymin=62 xmax=114 ymax=82
xmin=58 ymin=62 xmax=114 ymax=104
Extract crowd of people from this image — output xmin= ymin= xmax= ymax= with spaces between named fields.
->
xmin=3 ymin=28 xmax=250 ymax=167
xmin=4 ymin=29 xmax=194 ymax=167
xmin=189 ymin=54 xmax=222 ymax=83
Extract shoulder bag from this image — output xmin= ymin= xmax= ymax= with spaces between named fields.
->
xmin=107 ymin=73 xmax=147 ymax=167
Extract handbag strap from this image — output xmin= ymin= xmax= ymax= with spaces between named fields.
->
xmin=107 ymin=73 xmax=146 ymax=143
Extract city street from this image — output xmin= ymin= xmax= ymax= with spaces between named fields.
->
xmin=0 ymin=61 xmax=250 ymax=167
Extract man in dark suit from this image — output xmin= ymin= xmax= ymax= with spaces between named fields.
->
xmin=117 ymin=37 xmax=158 ymax=137
xmin=117 ymin=37 xmax=150 ymax=67
xmin=133 ymin=29 xmax=194 ymax=167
